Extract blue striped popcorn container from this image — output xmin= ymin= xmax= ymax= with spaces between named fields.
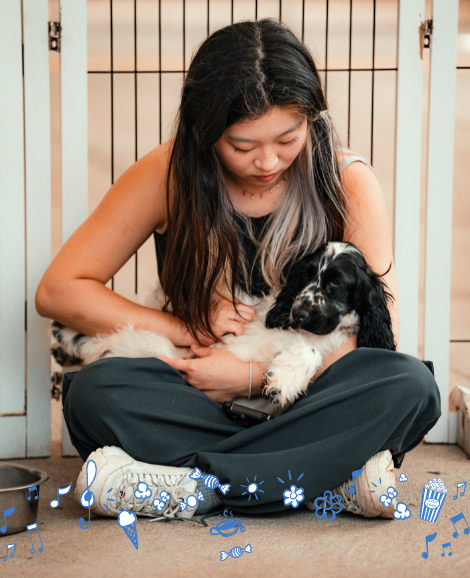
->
xmin=419 ymin=478 xmax=447 ymax=523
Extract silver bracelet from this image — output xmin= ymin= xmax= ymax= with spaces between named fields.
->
xmin=248 ymin=362 xmax=252 ymax=400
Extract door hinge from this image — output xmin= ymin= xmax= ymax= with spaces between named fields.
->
xmin=48 ymin=21 xmax=61 ymax=52
xmin=423 ymin=19 xmax=433 ymax=49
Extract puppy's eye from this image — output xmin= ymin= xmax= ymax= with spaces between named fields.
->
xmin=329 ymin=279 xmax=341 ymax=287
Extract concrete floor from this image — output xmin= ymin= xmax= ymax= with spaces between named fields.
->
xmin=1 ymin=442 xmax=470 ymax=578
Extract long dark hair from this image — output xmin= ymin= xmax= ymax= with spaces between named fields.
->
xmin=162 ymin=18 xmax=347 ymax=343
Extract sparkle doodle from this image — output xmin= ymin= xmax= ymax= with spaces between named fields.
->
xmin=220 ymin=544 xmax=252 ymax=561
xmin=210 ymin=511 xmax=246 ymax=537
xmin=189 ymin=468 xmax=231 ymax=495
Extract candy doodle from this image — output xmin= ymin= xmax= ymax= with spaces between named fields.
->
xmin=210 ymin=511 xmax=246 ymax=537
xmin=220 ymin=544 xmax=252 ymax=561
xmin=179 ymin=491 xmax=205 ymax=512
xmin=189 ymin=468 xmax=231 ymax=495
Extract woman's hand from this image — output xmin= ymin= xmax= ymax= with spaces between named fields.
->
xmin=160 ymin=344 xmax=259 ymax=403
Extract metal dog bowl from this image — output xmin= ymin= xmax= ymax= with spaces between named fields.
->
xmin=0 ymin=463 xmax=48 ymax=536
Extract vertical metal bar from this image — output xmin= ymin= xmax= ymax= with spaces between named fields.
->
xmin=325 ymin=0 xmax=329 ymax=94
xmin=23 ymin=0 xmax=52 ymax=456
xmin=302 ymin=0 xmax=305 ymax=42
xmin=424 ymin=0 xmax=459 ymax=443
xmin=110 ymin=0 xmax=114 ymax=291
xmin=394 ymin=0 xmax=425 ymax=358
xmin=347 ymin=0 xmax=353 ymax=148
xmin=279 ymin=0 xmax=282 ymax=21
xmin=207 ymin=0 xmax=210 ymax=37
xmin=159 ymin=0 xmax=162 ymax=144
xmin=183 ymin=0 xmax=186 ymax=75
xmin=255 ymin=0 xmax=258 ymax=21
xmin=370 ymin=0 xmax=376 ymax=165
xmin=134 ymin=0 xmax=138 ymax=294
xmin=231 ymin=0 xmax=234 ymax=24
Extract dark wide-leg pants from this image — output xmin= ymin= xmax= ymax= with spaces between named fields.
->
xmin=62 ymin=348 xmax=441 ymax=514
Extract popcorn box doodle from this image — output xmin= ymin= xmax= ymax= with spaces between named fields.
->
xmin=419 ymin=478 xmax=447 ymax=523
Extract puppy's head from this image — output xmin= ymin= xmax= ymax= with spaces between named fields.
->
xmin=266 ymin=242 xmax=396 ymax=350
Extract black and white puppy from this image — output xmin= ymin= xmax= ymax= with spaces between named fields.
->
xmin=51 ymin=241 xmax=395 ymax=415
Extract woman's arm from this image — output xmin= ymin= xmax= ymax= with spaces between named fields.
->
xmin=36 ymin=142 xmax=195 ymax=345
xmin=311 ymin=159 xmax=400 ymax=380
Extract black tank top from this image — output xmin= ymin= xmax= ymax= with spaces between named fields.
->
xmin=153 ymin=212 xmax=271 ymax=297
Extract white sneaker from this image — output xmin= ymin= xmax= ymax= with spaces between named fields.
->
xmin=305 ymin=450 xmax=397 ymax=519
xmin=75 ymin=446 xmax=198 ymax=521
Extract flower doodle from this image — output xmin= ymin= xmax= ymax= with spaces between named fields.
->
xmin=283 ymin=485 xmax=305 ymax=508
xmin=313 ymin=491 xmax=343 ymax=521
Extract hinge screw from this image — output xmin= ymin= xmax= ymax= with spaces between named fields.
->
xmin=48 ymin=21 xmax=61 ymax=52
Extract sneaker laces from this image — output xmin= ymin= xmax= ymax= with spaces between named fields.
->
xmin=332 ymin=479 xmax=363 ymax=516
xmin=109 ymin=471 xmax=190 ymax=521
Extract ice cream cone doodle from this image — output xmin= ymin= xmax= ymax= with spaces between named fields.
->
xmin=179 ymin=490 xmax=205 ymax=512
xmin=118 ymin=510 xmax=138 ymax=550
xmin=220 ymin=544 xmax=252 ymax=561
xmin=189 ymin=468 xmax=231 ymax=494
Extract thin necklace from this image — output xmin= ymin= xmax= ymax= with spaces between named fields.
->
xmin=229 ymin=172 xmax=286 ymax=199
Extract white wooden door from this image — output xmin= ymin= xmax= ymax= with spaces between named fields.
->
xmin=0 ymin=0 xmax=51 ymax=458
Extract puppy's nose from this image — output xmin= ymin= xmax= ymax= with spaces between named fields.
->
xmin=293 ymin=310 xmax=308 ymax=323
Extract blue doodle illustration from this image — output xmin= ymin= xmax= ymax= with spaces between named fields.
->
xmin=104 ymin=487 xmax=114 ymax=512
xmin=453 ymin=482 xmax=467 ymax=500
xmin=189 ymin=467 xmax=231 ymax=495
xmin=313 ymin=490 xmax=343 ymax=521
xmin=399 ymin=473 xmax=408 ymax=482
xmin=369 ymin=478 xmax=382 ymax=493
xmin=179 ymin=490 xmax=205 ymax=512
xmin=441 ymin=542 xmax=452 ymax=557
xmin=27 ymin=486 xmax=38 ymax=501
xmin=450 ymin=512 xmax=470 ymax=538
xmin=220 ymin=544 xmax=252 ymax=561
xmin=0 ymin=508 xmax=15 ymax=534
xmin=380 ymin=486 xmax=398 ymax=508
xmin=134 ymin=482 xmax=152 ymax=500
xmin=348 ymin=468 xmax=364 ymax=494
xmin=50 ymin=482 xmax=73 ymax=508
xmin=420 ymin=478 xmax=448 ymax=523
xmin=153 ymin=490 xmax=171 ymax=512
xmin=210 ymin=511 xmax=246 ymax=537
xmin=2 ymin=543 xmax=16 ymax=562
xmin=118 ymin=510 xmax=138 ymax=550
xmin=79 ymin=459 xmax=97 ymax=529
xmin=283 ymin=485 xmax=305 ymax=509
xmin=27 ymin=523 xmax=43 ymax=554
xmin=422 ymin=532 xmax=437 ymax=559
xmin=393 ymin=502 xmax=411 ymax=520
xmin=240 ymin=476 xmax=264 ymax=501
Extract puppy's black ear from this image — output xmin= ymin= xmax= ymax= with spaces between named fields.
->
xmin=265 ymin=258 xmax=308 ymax=330
xmin=354 ymin=259 xmax=396 ymax=351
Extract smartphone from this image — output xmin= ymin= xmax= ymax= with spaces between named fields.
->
xmin=222 ymin=401 xmax=273 ymax=428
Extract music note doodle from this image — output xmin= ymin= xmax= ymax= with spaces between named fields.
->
xmin=27 ymin=486 xmax=38 ymax=501
xmin=453 ymin=482 xmax=467 ymax=500
xmin=79 ymin=459 xmax=97 ymax=529
xmin=2 ymin=543 xmax=16 ymax=562
xmin=348 ymin=469 xmax=364 ymax=495
xmin=0 ymin=507 xmax=15 ymax=534
xmin=422 ymin=532 xmax=437 ymax=559
xmin=27 ymin=523 xmax=43 ymax=554
xmin=441 ymin=543 xmax=452 ymax=557
xmin=50 ymin=482 xmax=73 ymax=508
xmin=450 ymin=512 xmax=470 ymax=539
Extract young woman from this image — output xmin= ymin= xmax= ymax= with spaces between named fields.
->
xmin=36 ymin=19 xmax=440 ymax=521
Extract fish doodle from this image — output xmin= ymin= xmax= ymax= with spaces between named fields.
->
xmin=220 ymin=544 xmax=252 ymax=561
xmin=179 ymin=490 xmax=205 ymax=512
xmin=189 ymin=468 xmax=231 ymax=495
xmin=210 ymin=511 xmax=246 ymax=537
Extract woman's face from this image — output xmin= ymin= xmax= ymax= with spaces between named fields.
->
xmin=214 ymin=106 xmax=308 ymax=189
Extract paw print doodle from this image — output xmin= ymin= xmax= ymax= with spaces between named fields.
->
xmin=399 ymin=473 xmax=408 ymax=482
xmin=393 ymin=502 xmax=411 ymax=520
xmin=379 ymin=486 xmax=398 ymax=508
xmin=153 ymin=490 xmax=171 ymax=512
xmin=283 ymin=485 xmax=305 ymax=508
xmin=313 ymin=490 xmax=343 ymax=521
